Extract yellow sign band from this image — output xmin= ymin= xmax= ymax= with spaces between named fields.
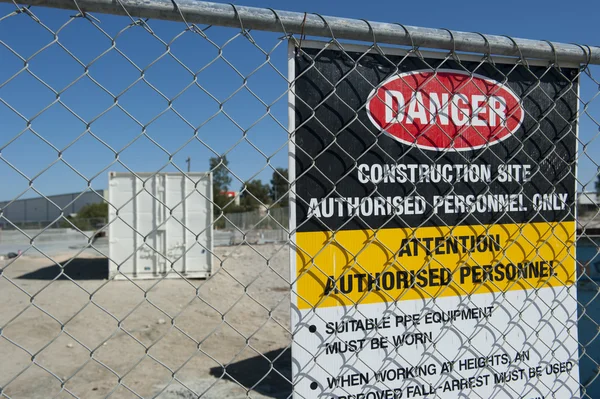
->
xmin=295 ymin=221 xmax=576 ymax=310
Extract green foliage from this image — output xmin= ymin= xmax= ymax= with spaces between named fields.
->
xmin=211 ymin=193 xmax=228 ymax=229
xmin=212 ymin=192 xmax=246 ymax=228
xmin=596 ymin=174 xmax=600 ymax=193
xmin=76 ymin=202 xmax=108 ymax=219
xmin=63 ymin=202 xmax=108 ymax=231
xmin=270 ymin=167 xmax=289 ymax=207
xmin=209 ymin=155 xmax=234 ymax=225
xmin=209 ymin=155 xmax=232 ymax=196
xmin=240 ymin=179 xmax=271 ymax=211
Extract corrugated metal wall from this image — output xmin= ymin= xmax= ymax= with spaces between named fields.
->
xmin=0 ymin=190 xmax=106 ymax=223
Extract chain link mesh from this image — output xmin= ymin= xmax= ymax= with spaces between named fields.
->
xmin=0 ymin=1 xmax=599 ymax=399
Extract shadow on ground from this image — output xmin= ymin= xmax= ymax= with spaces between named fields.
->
xmin=209 ymin=348 xmax=292 ymax=399
xmin=17 ymin=257 xmax=108 ymax=280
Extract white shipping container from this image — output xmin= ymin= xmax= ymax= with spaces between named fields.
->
xmin=108 ymin=172 xmax=213 ymax=279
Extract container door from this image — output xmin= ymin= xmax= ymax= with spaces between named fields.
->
xmin=154 ymin=174 xmax=167 ymax=275
xmin=155 ymin=229 xmax=167 ymax=275
xmin=182 ymin=174 xmax=211 ymax=275
xmin=165 ymin=174 xmax=185 ymax=275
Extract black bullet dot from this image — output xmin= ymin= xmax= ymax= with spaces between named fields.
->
xmin=310 ymin=382 xmax=318 ymax=390
xmin=308 ymin=325 xmax=317 ymax=333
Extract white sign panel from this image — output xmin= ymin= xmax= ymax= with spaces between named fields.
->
xmin=289 ymin=41 xmax=580 ymax=399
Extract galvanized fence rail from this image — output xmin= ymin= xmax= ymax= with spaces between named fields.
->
xmin=0 ymin=0 xmax=599 ymax=398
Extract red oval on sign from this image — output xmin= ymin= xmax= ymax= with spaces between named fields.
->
xmin=366 ymin=70 xmax=524 ymax=151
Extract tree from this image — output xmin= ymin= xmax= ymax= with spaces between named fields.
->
xmin=596 ymin=174 xmax=600 ymax=193
xmin=63 ymin=202 xmax=108 ymax=230
xmin=209 ymin=155 xmax=234 ymax=221
xmin=77 ymin=202 xmax=108 ymax=219
xmin=209 ymin=155 xmax=232 ymax=195
xmin=241 ymin=179 xmax=271 ymax=211
xmin=270 ymin=167 xmax=289 ymax=207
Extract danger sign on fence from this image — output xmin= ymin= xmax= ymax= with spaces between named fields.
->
xmin=289 ymin=41 xmax=580 ymax=398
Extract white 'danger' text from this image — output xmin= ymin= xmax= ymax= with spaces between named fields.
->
xmin=383 ymin=91 xmax=508 ymax=127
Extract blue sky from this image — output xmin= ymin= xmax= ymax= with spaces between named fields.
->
xmin=0 ymin=0 xmax=599 ymax=201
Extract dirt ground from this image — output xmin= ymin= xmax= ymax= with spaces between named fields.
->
xmin=4 ymin=238 xmax=600 ymax=399
xmin=0 ymin=243 xmax=292 ymax=399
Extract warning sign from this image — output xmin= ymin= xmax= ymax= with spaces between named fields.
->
xmin=289 ymin=41 xmax=580 ymax=398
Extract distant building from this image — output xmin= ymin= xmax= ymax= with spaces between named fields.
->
xmin=221 ymin=190 xmax=241 ymax=206
xmin=578 ymin=192 xmax=600 ymax=215
xmin=0 ymin=190 xmax=106 ymax=227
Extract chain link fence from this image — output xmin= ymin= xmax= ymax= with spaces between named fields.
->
xmin=0 ymin=0 xmax=599 ymax=398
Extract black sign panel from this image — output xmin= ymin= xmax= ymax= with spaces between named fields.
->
xmin=293 ymin=45 xmax=578 ymax=233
